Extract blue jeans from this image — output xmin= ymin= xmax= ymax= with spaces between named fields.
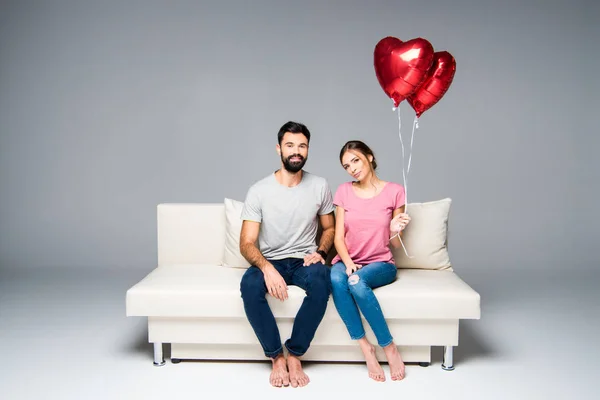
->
xmin=240 ymin=258 xmax=331 ymax=358
xmin=330 ymin=261 xmax=397 ymax=347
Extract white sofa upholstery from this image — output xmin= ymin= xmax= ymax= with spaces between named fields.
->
xmin=126 ymin=203 xmax=480 ymax=369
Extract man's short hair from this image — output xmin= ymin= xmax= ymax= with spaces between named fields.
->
xmin=277 ymin=121 xmax=311 ymax=145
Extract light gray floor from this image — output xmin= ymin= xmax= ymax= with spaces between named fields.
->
xmin=0 ymin=266 xmax=597 ymax=399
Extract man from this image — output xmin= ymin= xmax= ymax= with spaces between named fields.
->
xmin=239 ymin=121 xmax=335 ymax=388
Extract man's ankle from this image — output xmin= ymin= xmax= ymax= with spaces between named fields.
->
xmin=287 ymin=354 xmax=301 ymax=363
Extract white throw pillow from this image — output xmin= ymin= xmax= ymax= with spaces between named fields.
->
xmin=391 ymin=198 xmax=453 ymax=271
xmin=222 ymin=198 xmax=252 ymax=269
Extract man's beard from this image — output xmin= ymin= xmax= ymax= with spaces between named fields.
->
xmin=281 ymin=153 xmax=306 ymax=173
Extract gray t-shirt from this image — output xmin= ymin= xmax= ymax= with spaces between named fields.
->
xmin=241 ymin=171 xmax=335 ymax=260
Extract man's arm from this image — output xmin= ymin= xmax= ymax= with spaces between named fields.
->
xmin=303 ymin=211 xmax=335 ymax=266
xmin=239 ymin=220 xmax=271 ymax=271
xmin=239 ymin=220 xmax=288 ymax=301
xmin=317 ymin=211 xmax=335 ymax=255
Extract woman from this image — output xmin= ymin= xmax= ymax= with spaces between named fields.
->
xmin=330 ymin=140 xmax=411 ymax=382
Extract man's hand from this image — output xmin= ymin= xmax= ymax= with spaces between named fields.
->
xmin=263 ymin=265 xmax=288 ymax=301
xmin=303 ymin=251 xmax=325 ymax=266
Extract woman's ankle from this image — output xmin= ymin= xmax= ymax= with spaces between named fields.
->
xmin=383 ymin=342 xmax=398 ymax=352
xmin=357 ymin=338 xmax=374 ymax=352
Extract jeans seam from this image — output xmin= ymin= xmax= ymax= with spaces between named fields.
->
xmin=284 ymin=342 xmax=305 ymax=357
xmin=336 ymin=308 xmax=366 ymax=340
xmin=331 ymin=284 xmax=366 ymax=341
xmin=265 ymin=346 xmax=283 ymax=358
xmin=332 ymin=262 xmax=394 ymax=347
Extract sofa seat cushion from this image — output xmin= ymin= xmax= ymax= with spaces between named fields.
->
xmin=126 ymin=264 xmax=480 ymax=320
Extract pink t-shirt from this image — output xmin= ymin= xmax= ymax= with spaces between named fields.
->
xmin=331 ymin=181 xmax=405 ymax=266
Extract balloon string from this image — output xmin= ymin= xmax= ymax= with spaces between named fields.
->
xmin=396 ymin=103 xmax=407 ymax=207
xmin=390 ymin=104 xmax=414 ymax=259
xmin=407 ymin=115 xmax=418 ymax=177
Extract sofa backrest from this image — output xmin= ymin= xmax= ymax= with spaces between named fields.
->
xmin=157 ymin=203 xmax=225 ymax=267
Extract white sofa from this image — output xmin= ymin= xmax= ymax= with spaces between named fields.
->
xmin=126 ymin=199 xmax=480 ymax=370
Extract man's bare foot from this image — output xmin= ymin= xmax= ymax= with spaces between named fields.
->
xmin=383 ymin=343 xmax=405 ymax=380
xmin=270 ymin=354 xmax=290 ymax=387
xmin=358 ymin=338 xmax=385 ymax=382
xmin=287 ymin=354 xmax=310 ymax=387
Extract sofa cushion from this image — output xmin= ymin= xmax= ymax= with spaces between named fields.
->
xmin=126 ymin=264 xmax=480 ymax=320
xmin=392 ymin=198 xmax=453 ymax=271
xmin=222 ymin=198 xmax=251 ymax=269
xmin=158 ymin=203 xmax=225 ymax=267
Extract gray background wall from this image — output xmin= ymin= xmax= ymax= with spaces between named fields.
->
xmin=1 ymin=0 xmax=597 ymax=278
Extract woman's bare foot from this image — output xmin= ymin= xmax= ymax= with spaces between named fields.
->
xmin=287 ymin=354 xmax=310 ymax=387
xmin=358 ymin=338 xmax=385 ymax=382
xmin=270 ymin=354 xmax=290 ymax=387
xmin=383 ymin=342 xmax=405 ymax=380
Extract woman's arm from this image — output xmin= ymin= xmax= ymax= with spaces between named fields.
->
xmin=333 ymin=206 xmax=360 ymax=274
xmin=389 ymin=205 xmax=410 ymax=249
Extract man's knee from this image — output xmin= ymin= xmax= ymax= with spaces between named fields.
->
xmin=240 ymin=268 xmax=266 ymax=299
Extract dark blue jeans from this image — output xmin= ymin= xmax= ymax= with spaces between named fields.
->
xmin=240 ymin=258 xmax=331 ymax=358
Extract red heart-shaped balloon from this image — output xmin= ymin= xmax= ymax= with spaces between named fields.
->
xmin=374 ymin=37 xmax=435 ymax=107
xmin=407 ymin=51 xmax=456 ymax=118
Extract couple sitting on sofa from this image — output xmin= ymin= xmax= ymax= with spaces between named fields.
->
xmin=240 ymin=121 xmax=412 ymax=387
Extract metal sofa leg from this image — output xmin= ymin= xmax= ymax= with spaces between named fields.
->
xmin=441 ymin=346 xmax=455 ymax=371
xmin=153 ymin=342 xmax=166 ymax=366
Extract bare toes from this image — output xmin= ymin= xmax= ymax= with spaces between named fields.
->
xmin=392 ymin=371 xmax=404 ymax=381
xmin=369 ymin=372 xmax=384 ymax=382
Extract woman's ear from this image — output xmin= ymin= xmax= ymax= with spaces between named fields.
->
xmin=368 ymin=155 xmax=373 ymax=163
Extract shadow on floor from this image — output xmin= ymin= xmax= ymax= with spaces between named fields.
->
xmin=431 ymin=320 xmax=497 ymax=366
xmin=122 ymin=319 xmax=171 ymax=361
xmin=122 ymin=317 xmax=498 ymax=368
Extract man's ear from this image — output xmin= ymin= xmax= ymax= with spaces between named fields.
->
xmin=276 ymin=144 xmax=281 ymax=155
